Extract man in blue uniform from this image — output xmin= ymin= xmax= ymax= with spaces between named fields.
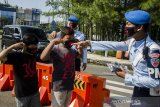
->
xmin=74 ymin=10 xmax=160 ymax=107
xmin=49 ymin=15 xmax=87 ymax=71
xmin=68 ymin=15 xmax=87 ymax=71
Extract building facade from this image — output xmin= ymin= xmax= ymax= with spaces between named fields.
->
xmin=0 ymin=5 xmax=16 ymax=28
xmin=32 ymin=8 xmax=41 ymax=26
xmin=16 ymin=7 xmax=41 ymax=26
xmin=0 ymin=3 xmax=41 ymax=27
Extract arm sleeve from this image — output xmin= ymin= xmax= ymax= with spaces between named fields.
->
xmin=90 ymin=41 xmax=128 ymax=51
xmin=125 ymin=74 xmax=160 ymax=88
xmin=76 ymin=32 xmax=87 ymax=63
xmin=78 ymin=33 xmax=85 ymax=41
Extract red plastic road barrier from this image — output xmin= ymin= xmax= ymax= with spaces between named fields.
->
xmin=0 ymin=64 xmax=4 ymax=79
xmin=0 ymin=64 xmax=14 ymax=91
xmin=69 ymin=71 xmax=110 ymax=107
xmin=0 ymin=74 xmax=10 ymax=91
xmin=39 ymin=86 xmax=49 ymax=105
xmin=4 ymin=64 xmax=14 ymax=89
xmin=37 ymin=62 xmax=53 ymax=106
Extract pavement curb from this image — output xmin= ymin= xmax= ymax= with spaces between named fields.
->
xmin=87 ymin=54 xmax=132 ymax=70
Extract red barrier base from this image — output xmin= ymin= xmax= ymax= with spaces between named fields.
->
xmin=0 ymin=73 xmax=3 ymax=79
xmin=39 ymin=86 xmax=50 ymax=106
xmin=69 ymin=98 xmax=85 ymax=107
xmin=0 ymin=74 xmax=10 ymax=91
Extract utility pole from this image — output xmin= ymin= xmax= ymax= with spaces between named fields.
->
xmin=4 ymin=0 xmax=8 ymax=4
xmin=64 ymin=0 xmax=69 ymax=26
xmin=68 ymin=0 xmax=70 ymax=18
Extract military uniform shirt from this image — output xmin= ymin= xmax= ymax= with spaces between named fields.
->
xmin=90 ymin=36 xmax=160 ymax=88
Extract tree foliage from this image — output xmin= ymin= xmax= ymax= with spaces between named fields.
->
xmin=0 ymin=2 xmax=11 ymax=7
xmin=45 ymin=0 xmax=160 ymax=41
xmin=44 ymin=0 xmax=70 ymax=19
xmin=16 ymin=17 xmax=25 ymax=25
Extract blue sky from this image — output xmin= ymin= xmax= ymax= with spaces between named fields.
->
xmin=0 ymin=0 xmax=52 ymax=23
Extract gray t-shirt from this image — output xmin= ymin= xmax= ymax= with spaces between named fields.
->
xmin=51 ymin=43 xmax=76 ymax=91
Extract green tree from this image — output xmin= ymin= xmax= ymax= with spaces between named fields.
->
xmin=44 ymin=0 xmax=160 ymax=41
xmin=44 ymin=0 xmax=71 ymax=21
xmin=16 ymin=17 xmax=25 ymax=25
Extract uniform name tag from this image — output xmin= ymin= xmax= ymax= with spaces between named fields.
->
xmin=147 ymin=49 xmax=160 ymax=79
xmin=148 ymin=68 xmax=160 ymax=79
xmin=147 ymin=48 xmax=160 ymax=96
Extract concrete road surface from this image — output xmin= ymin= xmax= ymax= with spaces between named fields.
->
xmin=0 ymin=64 xmax=133 ymax=107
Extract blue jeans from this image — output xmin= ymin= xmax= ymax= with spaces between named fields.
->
xmin=52 ymin=90 xmax=72 ymax=107
xmin=15 ymin=91 xmax=41 ymax=107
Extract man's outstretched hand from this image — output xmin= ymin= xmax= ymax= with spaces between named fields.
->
xmin=73 ymin=40 xmax=91 ymax=49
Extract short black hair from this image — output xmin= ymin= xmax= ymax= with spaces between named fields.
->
xmin=143 ymin=23 xmax=149 ymax=32
xmin=23 ymin=33 xmax=39 ymax=46
xmin=61 ymin=27 xmax=74 ymax=38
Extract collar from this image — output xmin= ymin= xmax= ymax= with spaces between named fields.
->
xmin=135 ymin=35 xmax=152 ymax=52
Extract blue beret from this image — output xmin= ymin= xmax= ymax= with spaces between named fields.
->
xmin=68 ymin=15 xmax=80 ymax=22
xmin=125 ymin=10 xmax=151 ymax=24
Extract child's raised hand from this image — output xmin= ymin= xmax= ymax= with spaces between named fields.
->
xmin=73 ymin=40 xmax=91 ymax=48
xmin=51 ymin=38 xmax=63 ymax=44
xmin=12 ymin=42 xmax=24 ymax=50
xmin=48 ymin=31 xmax=57 ymax=39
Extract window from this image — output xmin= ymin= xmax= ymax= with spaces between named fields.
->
xmin=4 ymin=27 xmax=14 ymax=35
xmin=15 ymin=28 xmax=20 ymax=34
xmin=21 ymin=27 xmax=47 ymax=40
